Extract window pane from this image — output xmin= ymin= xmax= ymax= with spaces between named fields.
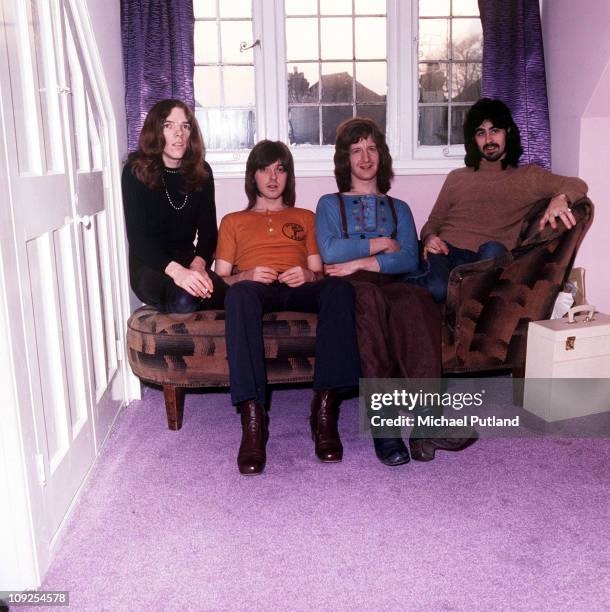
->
xmin=223 ymin=67 xmax=256 ymax=106
xmin=285 ymin=0 xmax=317 ymax=15
xmin=355 ymin=17 xmax=386 ymax=59
xmin=418 ymin=106 xmax=448 ymax=145
xmin=452 ymin=18 xmax=482 ymax=61
xmin=321 ymin=18 xmax=353 ymax=59
xmin=193 ymin=0 xmax=216 ymax=19
xmin=417 ymin=1 xmax=480 ymax=149
xmin=320 ymin=0 xmax=352 ymax=15
xmin=453 ymin=0 xmax=480 ymax=16
xmin=288 ymin=63 xmax=318 ymax=102
xmin=221 ymin=21 xmax=254 ymax=63
xmin=419 ymin=0 xmax=450 ymax=17
xmin=451 ymin=106 xmax=469 ymax=144
xmin=418 ymin=62 xmax=447 ymax=102
xmin=194 ymin=21 xmax=218 ymax=64
xmin=219 ymin=0 xmax=252 ymax=18
xmin=355 ymin=61 xmax=386 ymax=101
xmin=286 ymin=18 xmax=319 ymax=61
xmin=451 ymin=62 xmax=481 ymax=102
xmin=196 ymin=108 xmax=256 ymax=150
xmin=194 ymin=66 xmax=221 ymax=107
xmin=356 ymin=104 xmax=386 ymax=131
xmin=322 ymin=105 xmax=353 ymax=144
xmin=355 ymin=0 xmax=387 ymax=14
xmin=320 ymin=63 xmax=353 ymax=103
xmin=418 ymin=19 xmax=449 ymax=60
xmin=289 ymin=107 xmax=319 ymax=144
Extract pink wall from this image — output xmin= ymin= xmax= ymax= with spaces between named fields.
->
xmin=92 ymin=0 xmax=609 ymax=312
xmin=215 ymin=173 xmax=446 ymax=233
xmin=543 ymin=0 xmax=610 ymax=313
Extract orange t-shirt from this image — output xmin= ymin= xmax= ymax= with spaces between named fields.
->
xmin=216 ymin=207 xmax=319 ymax=273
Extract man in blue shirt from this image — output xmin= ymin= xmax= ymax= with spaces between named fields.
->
xmin=316 ymin=117 xmax=477 ymax=466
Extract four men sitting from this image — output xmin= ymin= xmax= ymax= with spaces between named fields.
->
xmin=123 ymin=97 xmax=588 ymax=475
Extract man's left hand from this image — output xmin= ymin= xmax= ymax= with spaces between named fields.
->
xmin=539 ymin=194 xmax=576 ymax=231
xmin=324 ymin=260 xmax=361 ymax=276
xmin=278 ymin=266 xmax=315 ymax=287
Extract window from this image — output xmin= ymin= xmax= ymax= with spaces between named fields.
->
xmin=193 ymin=1 xmax=256 ymax=149
xmin=285 ymin=0 xmax=387 ymax=145
xmin=417 ymin=0 xmax=482 ymax=148
xmin=193 ymin=0 xmax=482 ymax=176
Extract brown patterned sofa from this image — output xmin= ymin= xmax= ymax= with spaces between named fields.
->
xmin=126 ymin=197 xmax=593 ymax=429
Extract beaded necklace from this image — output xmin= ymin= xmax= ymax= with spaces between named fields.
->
xmin=161 ymin=171 xmax=188 ymax=210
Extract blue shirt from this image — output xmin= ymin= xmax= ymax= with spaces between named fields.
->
xmin=315 ymin=193 xmax=420 ymax=274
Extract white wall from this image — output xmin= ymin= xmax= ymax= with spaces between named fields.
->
xmin=543 ymin=0 xmax=610 ymax=313
xmin=85 ymin=0 xmax=127 ymax=162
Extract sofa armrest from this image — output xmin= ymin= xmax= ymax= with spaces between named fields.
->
xmin=517 ymin=197 xmax=593 ymax=250
xmin=444 ymin=251 xmax=514 ymax=336
xmin=442 ymin=197 xmax=593 ymax=372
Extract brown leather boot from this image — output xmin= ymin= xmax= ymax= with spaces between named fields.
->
xmin=310 ymin=390 xmax=343 ymax=462
xmin=409 ymin=427 xmax=478 ymax=462
xmin=237 ymin=400 xmax=268 ymax=475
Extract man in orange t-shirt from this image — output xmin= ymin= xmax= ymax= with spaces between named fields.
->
xmin=215 ymin=140 xmax=360 ymax=476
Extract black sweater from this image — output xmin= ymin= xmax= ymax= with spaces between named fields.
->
xmin=122 ymin=161 xmax=218 ymax=272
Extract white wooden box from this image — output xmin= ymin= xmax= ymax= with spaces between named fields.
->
xmin=524 ymin=307 xmax=610 ymax=421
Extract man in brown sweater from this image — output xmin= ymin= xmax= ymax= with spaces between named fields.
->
xmin=420 ymin=98 xmax=588 ymax=302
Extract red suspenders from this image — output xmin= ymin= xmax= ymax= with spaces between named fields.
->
xmin=335 ymin=193 xmax=398 ymax=239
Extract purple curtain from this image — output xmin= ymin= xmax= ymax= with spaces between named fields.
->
xmin=478 ymin=0 xmax=551 ymax=169
xmin=121 ymin=0 xmax=195 ymax=151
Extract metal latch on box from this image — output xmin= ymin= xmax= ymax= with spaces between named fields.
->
xmin=565 ymin=305 xmax=597 ymax=350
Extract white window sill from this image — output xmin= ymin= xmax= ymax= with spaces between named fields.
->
xmin=208 ymin=152 xmax=464 ymax=179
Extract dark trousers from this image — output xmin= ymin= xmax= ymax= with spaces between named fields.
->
xmin=347 ymin=272 xmax=441 ymax=379
xmin=129 ymin=254 xmax=227 ymax=313
xmin=224 ymin=278 xmax=361 ymax=406
xmin=423 ymin=241 xmax=508 ymax=303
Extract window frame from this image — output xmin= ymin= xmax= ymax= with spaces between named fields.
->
xmin=204 ymin=0 xmax=467 ymax=178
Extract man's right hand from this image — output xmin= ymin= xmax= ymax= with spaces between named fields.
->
xmin=241 ymin=266 xmax=278 ymax=284
xmin=165 ymin=261 xmax=213 ymax=297
xmin=422 ymin=234 xmax=449 ymax=260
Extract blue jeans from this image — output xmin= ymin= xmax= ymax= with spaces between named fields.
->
xmin=418 ymin=241 xmax=508 ymax=303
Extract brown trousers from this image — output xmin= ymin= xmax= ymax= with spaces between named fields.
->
xmin=346 ymin=271 xmax=441 ymax=379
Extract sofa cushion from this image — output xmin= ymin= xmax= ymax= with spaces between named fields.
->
xmin=126 ymin=305 xmax=318 ymax=388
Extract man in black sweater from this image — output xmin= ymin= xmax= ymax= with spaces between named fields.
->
xmin=122 ymin=99 xmax=226 ymax=313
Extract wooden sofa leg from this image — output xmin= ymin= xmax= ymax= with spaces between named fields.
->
xmin=512 ymin=366 xmax=525 ymax=407
xmin=163 ymin=385 xmax=185 ymax=430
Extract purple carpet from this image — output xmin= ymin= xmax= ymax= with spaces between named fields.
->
xmin=35 ymin=386 xmax=609 ymax=611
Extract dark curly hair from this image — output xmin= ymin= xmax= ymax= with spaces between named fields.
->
xmin=463 ymin=98 xmax=523 ymax=170
xmin=244 ymin=140 xmax=296 ymax=209
xmin=127 ymin=99 xmax=208 ymax=192
xmin=334 ymin=117 xmax=394 ymax=193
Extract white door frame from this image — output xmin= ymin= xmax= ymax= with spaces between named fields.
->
xmin=0 ymin=126 xmax=40 ymax=591
xmin=0 ymin=0 xmax=139 ymax=588
xmin=66 ymin=0 xmax=139 ymax=403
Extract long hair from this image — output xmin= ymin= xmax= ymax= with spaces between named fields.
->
xmin=334 ymin=117 xmax=394 ymax=193
xmin=244 ymin=140 xmax=296 ymax=209
xmin=463 ymin=98 xmax=523 ymax=170
xmin=127 ymin=99 xmax=208 ymax=191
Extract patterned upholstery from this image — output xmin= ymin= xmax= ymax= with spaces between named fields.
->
xmin=127 ymin=307 xmax=317 ymax=388
xmin=442 ymin=197 xmax=593 ymax=373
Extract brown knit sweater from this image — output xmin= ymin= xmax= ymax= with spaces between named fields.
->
xmin=420 ymin=159 xmax=588 ymax=251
